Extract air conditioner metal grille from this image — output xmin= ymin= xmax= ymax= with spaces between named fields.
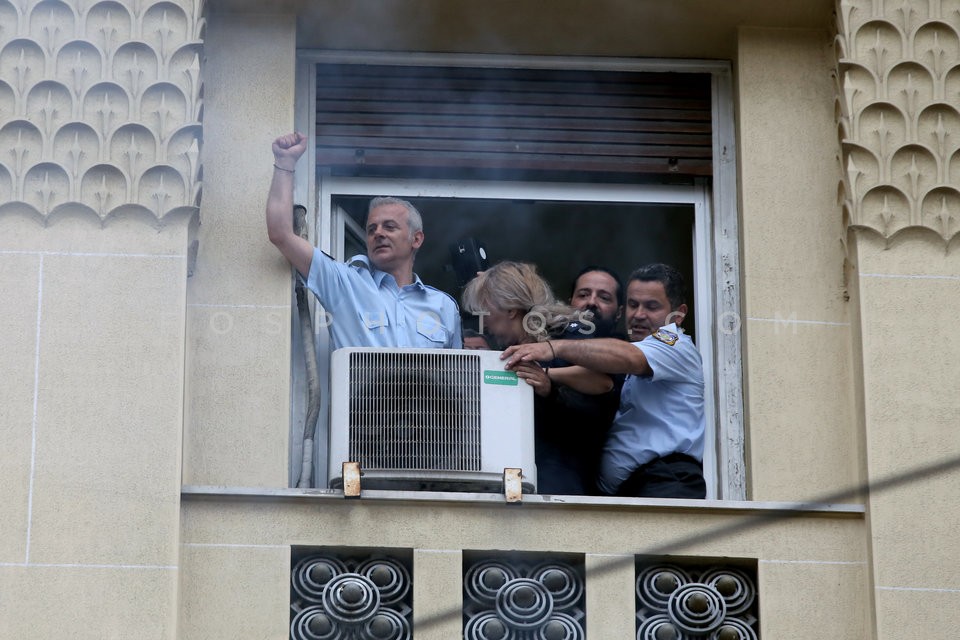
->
xmin=347 ymin=350 xmax=482 ymax=471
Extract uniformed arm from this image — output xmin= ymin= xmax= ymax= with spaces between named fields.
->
xmin=547 ymin=365 xmax=614 ymax=395
xmin=502 ymin=338 xmax=652 ymax=377
xmin=266 ymin=132 xmax=313 ymax=278
xmin=449 ymin=327 xmax=464 ymax=349
xmin=446 ymin=302 xmax=464 ymax=349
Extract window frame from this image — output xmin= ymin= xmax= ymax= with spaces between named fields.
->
xmin=293 ymin=51 xmax=744 ymax=500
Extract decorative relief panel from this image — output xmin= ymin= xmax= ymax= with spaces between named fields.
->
xmin=0 ymin=0 xmax=203 ymax=222
xmin=463 ymin=553 xmax=585 ymax=640
xmin=836 ymin=0 xmax=960 ymax=241
xmin=635 ymin=561 xmax=758 ymax=639
xmin=290 ymin=549 xmax=413 ymax=640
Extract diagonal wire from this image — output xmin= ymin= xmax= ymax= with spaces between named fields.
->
xmin=414 ymin=453 xmax=960 ymax=632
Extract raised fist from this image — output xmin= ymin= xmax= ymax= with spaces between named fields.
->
xmin=272 ymin=132 xmax=308 ymax=169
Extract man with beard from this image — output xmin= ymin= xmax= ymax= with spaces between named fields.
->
xmin=502 ymin=264 xmax=706 ymax=499
xmin=532 ymin=265 xmax=626 ymax=493
xmin=266 ymin=132 xmax=462 ymax=350
xmin=569 ymin=266 xmax=625 ymax=339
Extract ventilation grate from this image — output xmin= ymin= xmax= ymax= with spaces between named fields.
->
xmin=347 ymin=350 xmax=482 ymax=472
xmin=463 ymin=553 xmax=586 ymax=639
xmin=636 ymin=561 xmax=759 ymax=639
xmin=290 ymin=549 xmax=412 ymax=640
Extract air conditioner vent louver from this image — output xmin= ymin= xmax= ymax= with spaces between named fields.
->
xmin=347 ymin=350 xmax=482 ymax=471
xmin=329 ymin=348 xmax=537 ymax=493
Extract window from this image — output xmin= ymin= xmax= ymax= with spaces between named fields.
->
xmin=291 ymin=52 xmax=743 ymax=499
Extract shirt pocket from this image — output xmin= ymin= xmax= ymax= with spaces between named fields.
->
xmin=358 ymin=310 xmax=390 ymax=333
xmin=416 ymin=322 xmax=449 ymax=345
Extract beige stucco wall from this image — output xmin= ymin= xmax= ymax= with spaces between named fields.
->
xmin=835 ymin=1 xmax=960 ymax=634
xmin=181 ymin=11 xmax=297 ymax=489
xmin=248 ymin=0 xmax=833 ymax=60
xmin=0 ymin=214 xmax=189 ymax=639
xmin=178 ymin=495 xmax=868 ymax=639
xmin=737 ymin=27 xmax=861 ymax=503
xmin=1 ymin=0 xmax=200 ymax=636
xmin=851 ymin=230 xmax=960 ymax=635
xmin=20 ymin=0 xmax=960 ymax=638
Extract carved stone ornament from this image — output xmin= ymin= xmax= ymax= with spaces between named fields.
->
xmin=836 ymin=0 xmax=960 ymax=241
xmin=463 ymin=556 xmax=586 ymax=640
xmin=290 ymin=552 xmax=413 ymax=640
xmin=636 ymin=563 xmax=758 ymax=639
xmin=0 ymin=0 xmax=204 ymax=223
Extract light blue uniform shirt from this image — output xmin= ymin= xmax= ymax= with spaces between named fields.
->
xmin=597 ymin=323 xmax=705 ymax=495
xmin=305 ymin=249 xmax=463 ymax=351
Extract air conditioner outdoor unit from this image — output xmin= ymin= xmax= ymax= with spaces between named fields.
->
xmin=328 ymin=347 xmax=536 ymax=493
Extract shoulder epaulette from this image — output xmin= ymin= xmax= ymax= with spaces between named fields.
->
xmin=652 ymin=328 xmax=679 ymax=346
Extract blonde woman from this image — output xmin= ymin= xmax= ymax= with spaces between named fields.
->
xmin=462 ymin=261 xmax=620 ymax=495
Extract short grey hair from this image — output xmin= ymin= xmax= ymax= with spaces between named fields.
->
xmin=367 ymin=196 xmax=423 ymax=239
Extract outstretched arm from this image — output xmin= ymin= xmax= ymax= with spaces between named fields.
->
xmin=547 ymin=365 xmax=614 ymax=395
xmin=266 ymin=132 xmax=313 ymax=277
xmin=502 ymin=338 xmax=651 ymax=377
xmin=514 ymin=360 xmax=614 ymax=397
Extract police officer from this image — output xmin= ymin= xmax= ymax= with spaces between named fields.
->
xmin=501 ymin=263 xmax=706 ymax=499
xmin=266 ymin=132 xmax=462 ymax=350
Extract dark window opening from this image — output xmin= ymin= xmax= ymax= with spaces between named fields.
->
xmin=333 ymin=195 xmax=697 ymax=342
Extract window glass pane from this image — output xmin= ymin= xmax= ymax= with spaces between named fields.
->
xmin=332 ymin=195 xmax=696 ymax=341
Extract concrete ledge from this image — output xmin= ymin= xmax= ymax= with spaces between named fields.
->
xmin=181 ymin=485 xmax=865 ymax=517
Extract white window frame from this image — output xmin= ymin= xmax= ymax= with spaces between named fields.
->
xmin=293 ymin=51 xmax=744 ymax=500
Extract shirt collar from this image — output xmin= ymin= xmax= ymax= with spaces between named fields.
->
xmin=348 ymin=254 xmax=425 ymax=290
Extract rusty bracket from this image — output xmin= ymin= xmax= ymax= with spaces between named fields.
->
xmin=342 ymin=462 xmax=362 ymax=498
xmin=503 ymin=468 xmax=523 ymax=503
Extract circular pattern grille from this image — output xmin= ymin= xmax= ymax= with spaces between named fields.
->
xmin=636 ymin=565 xmax=691 ymax=611
xmin=465 ymin=561 xmax=521 ymax=606
xmin=464 ymin=557 xmax=584 ymax=639
xmin=322 ymin=573 xmax=381 ymax=626
xmin=537 ymin=612 xmax=585 ymax=640
xmin=701 ymin=568 xmax=756 ymax=616
xmin=495 ymin=578 xmax=554 ymax=630
xmin=708 ymin=617 xmax=759 ymax=640
xmin=635 ymin=564 xmax=757 ymax=640
xmin=464 ymin=612 xmax=515 ymax=640
xmin=362 ymin=608 xmax=412 ymax=640
xmin=636 ymin=613 xmax=683 ymax=640
xmin=358 ymin=557 xmax=412 ymax=606
xmin=290 ymin=605 xmax=343 ymax=640
xmin=290 ymin=552 xmax=412 ymax=640
xmin=292 ymin=555 xmax=349 ymax=603
xmin=531 ymin=563 xmax=583 ymax=610
xmin=666 ymin=583 xmax=726 ymax=635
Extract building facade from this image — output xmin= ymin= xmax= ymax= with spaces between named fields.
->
xmin=1 ymin=0 xmax=958 ymax=637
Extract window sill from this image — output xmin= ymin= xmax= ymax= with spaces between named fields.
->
xmin=180 ymin=485 xmax=864 ymax=517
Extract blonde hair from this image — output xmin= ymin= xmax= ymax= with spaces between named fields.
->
xmin=461 ymin=261 xmax=580 ymax=343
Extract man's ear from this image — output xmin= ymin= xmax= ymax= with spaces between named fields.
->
xmin=615 ymin=305 xmax=624 ymax=321
xmin=411 ymin=230 xmax=424 ymax=250
xmin=666 ymin=303 xmax=688 ymax=326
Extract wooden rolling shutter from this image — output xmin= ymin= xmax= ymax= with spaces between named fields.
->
xmin=315 ymin=63 xmax=712 ymax=179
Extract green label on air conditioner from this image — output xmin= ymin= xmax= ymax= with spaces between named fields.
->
xmin=483 ymin=370 xmax=519 ymax=386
